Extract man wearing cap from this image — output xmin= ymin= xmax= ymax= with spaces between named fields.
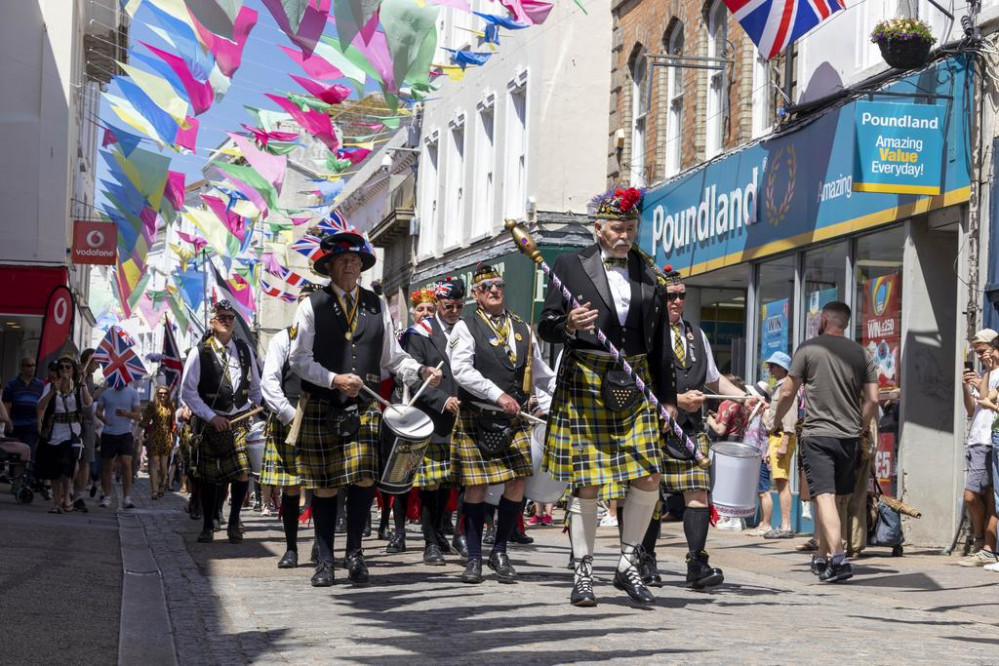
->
xmin=181 ymin=299 xmax=262 ymax=545
xmin=449 ymin=265 xmax=554 ymax=585
xmin=289 ymin=225 xmax=442 ymax=588
xmin=538 ymin=187 xmax=674 ymax=607
xmin=260 ymin=285 xmax=318 ymax=569
xmin=401 ymin=278 xmax=466 ymax=566
xmin=762 ymin=351 xmax=799 ymax=539
xmin=662 ymin=266 xmax=746 ymax=590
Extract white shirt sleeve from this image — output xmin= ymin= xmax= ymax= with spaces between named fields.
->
xmin=244 ymin=343 xmax=263 ymax=410
xmin=449 ymin=320 xmax=504 ymax=404
xmin=261 ymin=331 xmax=296 ymax=425
xmin=380 ymin=299 xmax=421 ymax=386
xmin=180 ymin=348 xmax=215 ymax=422
xmin=702 ymin=329 xmax=720 ymax=385
xmin=289 ymin=298 xmax=336 ymax=390
xmin=530 ymin=335 xmax=555 ymax=399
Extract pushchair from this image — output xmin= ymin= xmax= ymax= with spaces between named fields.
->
xmin=867 ymin=473 xmax=918 ymax=557
xmin=0 ymin=439 xmax=34 ymax=504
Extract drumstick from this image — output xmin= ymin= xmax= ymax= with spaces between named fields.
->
xmin=229 ymin=406 xmax=265 ymax=425
xmin=701 ymin=393 xmax=755 ymax=401
xmin=407 ymin=361 xmax=445 ymax=408
xmin=471 ymin=401 xmax=547 ymax=427
xmin=360 ymin=384 xmax=393 ymax=410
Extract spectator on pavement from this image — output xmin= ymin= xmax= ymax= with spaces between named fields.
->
xmin=955 ymin=329 xmax=998 ymax=566
xmin=36 ymin=354 xmax=92 ymax=513
xmin=740 ymin=381 xmax=772 ymax=536
xmin=71 ymin=349 xmax=99 ymax=513
xmin=3 ymin=356 xmax=45 ymax=485
xmin=96 ymin=380 xmax=142 ymax=509
xmin=773 ymin=301 xmax=878 ymax=583
xmin=140 ymin=386 xmax=175 ymax=500
xmin=763 ymin=352 xmax=800 ymax=540
xmin=706 ymin=375 xmax=748 ymax=440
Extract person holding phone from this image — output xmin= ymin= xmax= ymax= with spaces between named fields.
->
xmin=96 ymin=378 xmax=142 ymax=508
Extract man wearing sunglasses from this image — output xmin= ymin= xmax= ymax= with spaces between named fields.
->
xmin=449 ymin=265 xmax=554 ymax=585
xmin=538 ymin=187 xmax=674 ymax=607
xmin=181 ymin=299 xmax=262 ymax=545
xmin=399 ymin=276 xmax=466 ymax=566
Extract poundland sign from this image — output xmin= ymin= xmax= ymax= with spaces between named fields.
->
xmin=640 ymin=56 xmax=971 ymax=277
xmin=853 ymin=101 xmax=946 ymax=196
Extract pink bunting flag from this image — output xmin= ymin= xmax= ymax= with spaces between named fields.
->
xmin=222 ymin=172 xmax=270 ymax=217
xmin=350 ymin=24 xmax=396 ymax=92
xmin=102 ymin=128 xmax=118 ymax=148
xmin=499 ymin=0 xmax=553 ymax=25
xmin=337 ymin=148 xmax=372 ymax=165
xmin=240 ymin=124 xmax=300 ymax=146
xmin=288 ymin=75 xmax=351 ymax=105
xmin=261 ymin=252 xmax=285 ymax=275
xmin=292 ymin=216 xmax=311 ymax=226
xmin=139 ymin=206 xmax=159 ymax=239
xmin=227 ymin=271 xmax=257 ymax=312
xmin=163 ymin=171 xmax=186 ymax=211
xmin=261 ymin=0 xmax=330 ymax=55
xmin=188 ymin=6 xmax=259 ymax=78
xmin=202 ymin=194 xmax=248 ymax=243
xmin=265 ymin=94 xmax=339 ymax=152
xmin=177 ymin=230 xmax=209 ymax=252
xmin=141 ymin=41 xmax=215 ymax=115
xmin=230 ymin=133 xmax=288 ymax=193
xmin=280 ymin=45 xmax=344 ymax=80
xmin=175 ymin=116 xmax=200 ymax=153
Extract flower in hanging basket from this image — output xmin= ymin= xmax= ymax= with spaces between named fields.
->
xmin=870 ymin=17 xmax=936 ymax=69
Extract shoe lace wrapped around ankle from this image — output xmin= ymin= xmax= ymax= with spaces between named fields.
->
xmin=574 ymin=556 xmax=594 ymax=592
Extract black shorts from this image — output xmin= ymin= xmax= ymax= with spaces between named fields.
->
xmin=100 ymin=432 xmax=134 ymax=460
xmin=35 ymin=440 xmax=79 ymax=480
xmin=799 ymin=436 xmax=859 ymax=496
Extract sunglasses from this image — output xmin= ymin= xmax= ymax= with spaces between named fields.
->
xmin=59 ymin=363 xmax=74 ymax=370
xmin=439 ymin=303 xmax=464 ymax=312
xmin=666 ymin=292 xmax=686 ymax=302
xmin=478 ymin=281 xmax=505 ymax=292
xmin=214 ymin=314 xmax=236 ymax=322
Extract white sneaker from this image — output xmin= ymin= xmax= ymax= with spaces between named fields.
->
xmin=598 ymin=514 xmax=618 ymax=528
xmin=958 ymin=549 xmax=996 ymax=567
xmin=801 ymin=501 xmax=812 ymax=520
xmin=123 ymin=496 xmax=135 ymax=509
xmin=716 ymin=517 xmax=745 ymax=532
xmin=983 ymin=560 xmax=999 ymax=572
xmin=99 ymin=496 xmax=111 ymax=508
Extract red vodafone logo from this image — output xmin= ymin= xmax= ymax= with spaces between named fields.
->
xmin=72 ymin=221 xmax=117 ymax=265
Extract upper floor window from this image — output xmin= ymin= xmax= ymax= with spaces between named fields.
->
xmin=664 ymin=24 xmax=684 ymax=177
xmin=503 ymin=72 xmax=528 ymax=221
xmin=630 ymin=48 xmax=649 ymax=187
xmin=418 ymin=134 xmax=440 ymax=258
xmin=705 ymin=0 xmax=727 ymax=159
xmin=751 ymin=50 xmax=772 ymax=138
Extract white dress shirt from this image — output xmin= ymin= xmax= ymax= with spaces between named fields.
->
xmin=261 ymin=329 xmax=296 ymax=425
xmin=180 ymin=336 xmax=262 ymax=422
xmin=668 ymin=321 xmax=720 ymax=385
xmin=601 ymin=250 xmax=631 ymax=326
xmin=289 ymin=287 xmax=422 ymax=392
xmin=449 ymin=313 xmax=555 ymax=404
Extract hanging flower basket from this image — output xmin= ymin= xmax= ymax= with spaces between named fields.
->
xmin=871 ymin=17 xmax=936 ymax=70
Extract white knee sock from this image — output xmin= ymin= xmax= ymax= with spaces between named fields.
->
xmin=569 ymin=496 xmax=598 ymax=563
xmin=618 ymin=485 xmax=659 ymax=572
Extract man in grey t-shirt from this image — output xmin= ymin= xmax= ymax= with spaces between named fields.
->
xmin=774 ymin=301 xmax=878 ymax=583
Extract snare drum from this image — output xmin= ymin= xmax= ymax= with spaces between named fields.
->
xmin=246 ymin=421 xmax=267 ymax=476
xmin=524 ymin=423 xmax=567 ymax=503
xmin=378 ymin=405 xmax=434 ymax=494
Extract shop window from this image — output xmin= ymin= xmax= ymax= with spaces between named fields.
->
xmin=802 ymin=242 xmax=848 ymax=341
xmin=756 ymin=255 xmax=795 ymax=382
xmin=854 ymin=226 xmax=905 ymax=392
xmin=664 ymin=23 xmax=684 ymax=177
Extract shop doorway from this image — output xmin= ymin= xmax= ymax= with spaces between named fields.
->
xmin=685 ymin=264 xmax=750 ymax=378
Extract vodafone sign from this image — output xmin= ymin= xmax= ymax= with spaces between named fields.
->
xmin=72 ymin=221 xmax=117 ymax=265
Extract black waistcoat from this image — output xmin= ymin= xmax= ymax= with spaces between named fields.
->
xmin=458 ymin=311 xmax=531 ymax=406
xmin=673 ymin=319 xmax=709 ymax=433
xmin=197 ymin=337 xmax=252 ymax=413
xmin=301 ymin=286 xmax=384 ymax=406
xmin=281 ymin=327 xmax=302 ymax=406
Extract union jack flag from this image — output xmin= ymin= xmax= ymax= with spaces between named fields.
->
xmin=290 ymin=234 xmax=324 ymax=263
xmin=280 ymin=293 xmax=298 ymax=303
xmin=315 ymin=210 xmax=355 ymax=235
xmin=160 ymin=320 xmax=183 ymax=391
xmin=93 ymin=326 xmax=148 ymax=389
xmin=724 ymin=0 xmax=845 ymax=60
xmin=260 ymin=278 xmax=283 ymax=297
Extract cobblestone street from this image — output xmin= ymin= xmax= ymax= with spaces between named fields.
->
xmin=127 ymin=487 xmax=999 ymax=664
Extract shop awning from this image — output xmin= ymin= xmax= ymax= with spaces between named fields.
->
xmin=0 ymin=265 xmax=69 ymax=316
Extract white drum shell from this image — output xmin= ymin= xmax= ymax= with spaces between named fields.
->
xmin=247 ymin=421 xmax=267 ymax=476
xmin=710 ymin=441 xmax=762 ymax=519
xmin=524 ymin=424 xmax=567 ymax=503
xmin=485 ymin=484 xmax=504 ymax=505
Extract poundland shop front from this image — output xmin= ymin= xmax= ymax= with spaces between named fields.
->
xmin=639 ymin=56 xmax=972 ymax=546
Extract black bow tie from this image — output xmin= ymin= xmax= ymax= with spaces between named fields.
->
xmin=603 ymin=257 xmax=628 ymax=269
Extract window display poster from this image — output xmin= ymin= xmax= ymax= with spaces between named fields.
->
xmin=861 ymin=273 xmax=902 ymax=390
xmin=805 ymin=287 xmax=839 ymax=340
xmin=760 ymin=298 xmax=789 ymax=381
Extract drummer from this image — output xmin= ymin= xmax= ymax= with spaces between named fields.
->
xmin=400 ymin=278 xmax=466 ymax=566
xmin=448 ymin=265 xmax=554 ymax=584
xmin=180 ymin=299 xmax=262 ymax=545
xmin=260 ymin=284 xmax=318 ymax=569
xmin=662 ymin=266 xmax=747 ymax=589
xmin=289 ymin=223 xmax=441 ymax=588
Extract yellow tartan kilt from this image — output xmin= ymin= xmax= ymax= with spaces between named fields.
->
xmin=451 ymin=412 xmax=532 ymax=487
xmin=661 ymin=432 xmax=711 ymax=492
xmin=413 ymin=438 xmax=453 ymax=488
xmin=260 ymin=417 xmax=302 ymax=487
xmin=543 ymin=352 xmax=663 ymax=488
xmin=194 ymin=420 xmax=250 ymax=484
xmin=295 ymin=396 xmax=381 ymax=489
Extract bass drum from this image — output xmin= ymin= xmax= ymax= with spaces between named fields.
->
xmin=524 ymin=423 xmax=567 ymax=503
xmin=246 ymin=420 xmax=267 ymax=476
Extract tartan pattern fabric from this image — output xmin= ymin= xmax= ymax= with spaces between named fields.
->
xmin=451 ymin=411 xmax=533 ymax=486
xmin=661 ymin=432 xmax=711 ymax=492
xmin=671 ymin=323 xmax=685 ymax=362
xmin=194 ymin=420 xmax=251 ymax=484
xmin=543 ymin=352 xmax=662 ymax=487
xmin=260 ymin=416 xmax=302 ymax=487
xmin=295 ymin=394 xmax=381 ymax=489
xmin=413 ymin=438 xmax=453 ymax=488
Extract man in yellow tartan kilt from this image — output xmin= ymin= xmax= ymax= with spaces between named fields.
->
xmin=260 ymin=285 xmax=318 ymax=570
xmin=449 ymin=265 xmax=554 ymax=585
xmin=661 ymin=266 xmax=748 ymax=590
xmin=289 ymin=223 xmax=442 ymax=588
xmin=539 ymin=186 xmax=675 ymax=607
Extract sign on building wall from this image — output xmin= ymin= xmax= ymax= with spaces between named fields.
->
xmin=853 ymin=101 xmax=946 ymax=196
xmin=72 ymin=221 xmax=117 ymax=265
xmin=759 ymin=297 xmax=789 ymax=381
xmin=861 ymin=272 xmax=902 ymax=390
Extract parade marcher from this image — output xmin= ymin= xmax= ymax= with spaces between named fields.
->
xmin=181 ymin=300 xmax=263 ymax=545
xmin=402 ymin=278 xmax=466 ymax=565
xmin=449 ymin=265 xmax=554 ymax=585
xmin=662 ymin=266 xmax=745 ymax=590
xmin=289 ymin=227 xmax=442 ymax=588
xmin=538 ymin=187 xmax=673 ymax=606
xmin=260 ymin=285 xmax=316 ymax=569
